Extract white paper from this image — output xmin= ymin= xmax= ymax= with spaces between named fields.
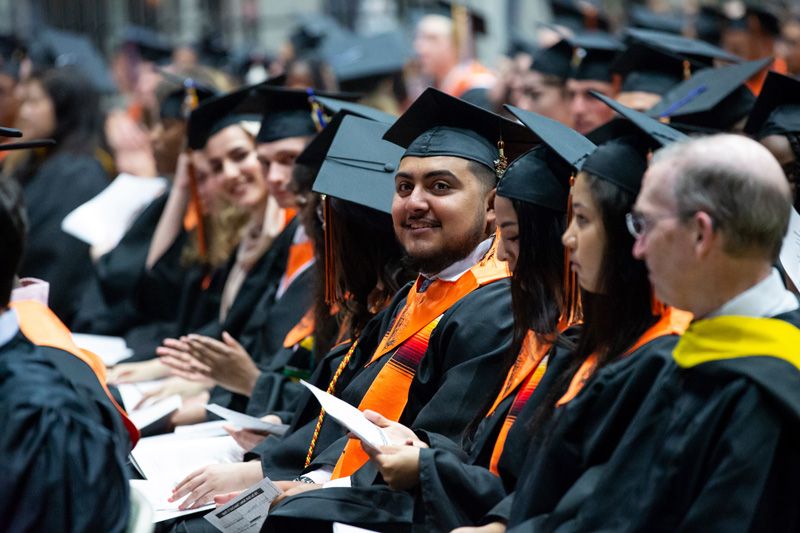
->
xmin=333 ymin=524 xmax=380 ymax=533
xmin=174 ymin=420 xmax=231 ymax=438
xmin=129 ymin=479 xmax=214 ymax=523
xmin=61 ymin=173 xmax=167 ymax=249
xmin=780 ymin=208 xmax=800 ymax=291
xmin=130 ymin=434 xmax=245 ymax=484
xmin=117 ymin=380 xmax=165 ymax=412
xmin=10 ymin=278 xmax=49 ymax=306
xmin=300 ymin=380 xmax=388 ymax=451
xmin=127 ymin=394 xmax=181 ymax=430
xmin=204 ymin=477 xmax=282 ymax=533
xmin=206 ymin=404 xmax=289 ymax=436
xmin=72 ymin=333 xmax=133 ymax=367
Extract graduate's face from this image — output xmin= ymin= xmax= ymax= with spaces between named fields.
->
xmin=495 ymin=195 xmax=520 ymax=272
xmin=566 ymin=79 xmax=617 ymax=135
xmin=562 ymin=173 xmax=606 ymax=293
xmin=632 ymin=162 xmax=693 ymax=308
xmin=151 ymin=117 xmax=186 ymax=176
xmin=257 ymin=136 xmax=307 ymax=209
xmin=393 ymin=156 xmax=495 ymax=274
xmin=760 ymin=134 xmax=799 ymax=209
xmin=511 ymin=71 xmax=572 ymax=127
xmin=17 ymin=80 xmax=55 ymax=140
xmin=192 ymin=151 xmax=220 ymax=215
xmin=205 ymin=125 xmax=267 ymax=213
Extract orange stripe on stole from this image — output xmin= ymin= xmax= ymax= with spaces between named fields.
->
xmin=278 ymin=240 xmax=315 ymax=295
xmin=487 ymin=331 xmax=551 ymax=475
xmin=10 ymin=300 xmax=140 ymax=447
xmin=556 ymin=306 xmax=691 ymax=407
xmin=331 ymin=315 xmax=442 ymax=479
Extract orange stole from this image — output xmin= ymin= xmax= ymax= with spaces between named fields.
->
xmin=487 ymin=332 xmax=551 ymax=475
xmin=278 ymin=240 xmax=315 ymax=295
xmin=330 ymin=240 xmax=510 ymax=479
xmin=556 ymin=307 xmax=692 ymax=407
xmin=10 ymin=300 xmax=140 ymax=447
xmin=283 ymin=309 xmax=315 ymax=349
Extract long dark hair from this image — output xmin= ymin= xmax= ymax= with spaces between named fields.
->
xmin=530 ymin=172 xmax=659 ymax=433
xmin=36 ymin=66 xmax=101 ymax=155
xmin=463 ymin=197 xmax=567 ymax=443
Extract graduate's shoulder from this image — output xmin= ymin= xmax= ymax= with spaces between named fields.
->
xmin=441 ymin=276 xmax=511 ymax=320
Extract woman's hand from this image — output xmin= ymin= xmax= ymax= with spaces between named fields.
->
xmin=451 ymin=523 xmax=507 ymax=533
xmin=170 ymin=462 xmax=264 ymax=510
xmin=181 ymin=332 xmax=261 ymax=396
xmin=107 ymin=359 xmax=170 ymax=384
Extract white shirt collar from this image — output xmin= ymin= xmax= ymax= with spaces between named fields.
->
xmin=707 ymin=268 xmax=799 ymax=319
xmin=422 ymin=237 xmax=493 ymax=283
xmin=0 ymin=308 xmax=20 ymax=349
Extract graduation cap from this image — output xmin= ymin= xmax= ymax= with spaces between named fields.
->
xmin=550 ymin=0 xmax=610 ymax=32
xmin=28 ymin=28 xmax=116 ymax=93
xmin=615 ymin=29 xmax=741 ymax=94
xmin=0 ymin=35 xmax=25 ymax=79
xmin=629 ymin=5 xmax=685 ymax=34
xmin=255 ymin=86 xmax=360 ymax=144
xmin=500 ymin=105 xmax=597 ymax=211
xmin=311 ymin=115 xmax=403 ymax=214
xmin=289 ymin=14 xmax=353 ymax=58
xmin=159 ymin=81 xmax=217 ymax=121
xmin=558 ymin=32 xmax=624 ymax=82
xmin=727 ymin=2 xmax=783 ymax=37
xmin=428 ymin=1 xmax=488 ymax=35
xmin=744 ymin=71 xmax=800 ymax=138
xmin=296 ymin=99 xmax=396 ymax=167
xmin=531 ymin=40 xmax=572 ymax=79
xmin=0 ymin=126 xmax=21 ymax=138
xmin=581 ymin=138 xmax=650 ymax=195
xmin=120 ymin=25 xmax=174 ymax=64
xmin=383 ymin=87 xmax=537 ymax=177
xmin=695 ymin=5 xmax=727 ymax=45
xmin=187 ymin=83 xmax=266 ymax=150
xmin=321 ymin=31 xmax=410 ymax=86
xmin=648 ymin=57 xmax=771 ymax=132
xmin=589 ymin=91 xmax=689 ymax=146
xmin=0 ymin=139 xmax=56 ymax=151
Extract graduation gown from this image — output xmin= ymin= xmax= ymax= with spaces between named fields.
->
xmin=72 ymin=193 xmax=170 ymax=338
xmin=507 ymin=309 xmax=800 ymax=532
xmin=0 ymin=333 xmax=130 ymax=532
xmin=265 ymin=277 xmax=514 ymax=530
xmin=17 ymin=151 xmax=109 ymax=326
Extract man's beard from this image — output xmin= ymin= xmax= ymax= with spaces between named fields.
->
xmin=402 ymin=221 xmax=487 ymax=276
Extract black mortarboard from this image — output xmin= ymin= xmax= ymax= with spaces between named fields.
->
xmin=0 ymin=35 xmax=24 ymax=79
xmin=255 ymin=86 xmax=359 ymax=144
xmin=589 ymin=91 xmax=689 ymax=146
xmin=289 ymin=14 xmax=353 ymax=58
xmin=0 ymin=126 xmax=21 ymax=138
xmin=744 ymin=71 xmax=800 ymax=138
xmin=563 ymin=32 xmax=624 ymax=82
xmin=648 ymin=57 xmax=770 ymax=132
xmin=311 ymin=115 xmax=403 ymax=214
xmin=695 ymin=5 xmax=726 ymax=45
xmin=629 ymin=5 xmax=685 ymax=34
xmin=187 ymin=83 xmax=265 ymax=150
xmin=615 ymin=29 xmax=740 ymax=95
xmin=531 ymin=40 xmax=572 ymax=79
xmin=28 ymin=28 xmax=116 ymax=93
xmin=550 ymin=0 xmax=610 ymax=32
xmin=383 ymin=88 xmax=537 ymax=176
xmin=500 ymin=105 xmax=597 ymax=211
xmin=296 ymin=100 xmax=396 ymax=167
xmin=581 ymin=138 xmax=649 ymax=195
xmin=425 ymin=1 xmax=488 ymax=35
xmin=322 ymin=31 xmax=410 ymax=85
xmin=159 ymin=82 xmax=217 ymax=121
xmin=0 ymin=139 xmax=56 ymax=151
xmin=120 ymin=25 xmax=173 ymax=64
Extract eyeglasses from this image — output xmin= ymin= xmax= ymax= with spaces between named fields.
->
xmin=625 ymin=211 xmax=679 ymax=239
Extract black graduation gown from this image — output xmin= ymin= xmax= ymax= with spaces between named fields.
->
xmin=507 ymin=310 xmax=800 ymax=532
xmin=0 ymin=333 xmax=130 ymax=532
xmin=72 ymin=193 xmax=170 ymax=337
xmin=17 ymin=152 xmax=109 ymax=326
xmin=265 ymin=278 xmax=514 ymax=531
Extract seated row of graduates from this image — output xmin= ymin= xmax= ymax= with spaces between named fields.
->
xmin=89 ymin=77 xmax=799 ymax=531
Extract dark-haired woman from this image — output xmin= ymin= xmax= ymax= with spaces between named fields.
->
xmin=6 ymin=67 xmax=109 ymax=326
xmin=467 ymin=137 xmax=691 ymax=533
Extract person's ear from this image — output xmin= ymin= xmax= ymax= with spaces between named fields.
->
xmin=484 ymin=188 xmax=497 ymax=234
xmin=692 ymin=211 xmax=716 ymax=258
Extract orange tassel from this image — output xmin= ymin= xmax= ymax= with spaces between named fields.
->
xmin=559 ymin=174 xmax=583 ymax=329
